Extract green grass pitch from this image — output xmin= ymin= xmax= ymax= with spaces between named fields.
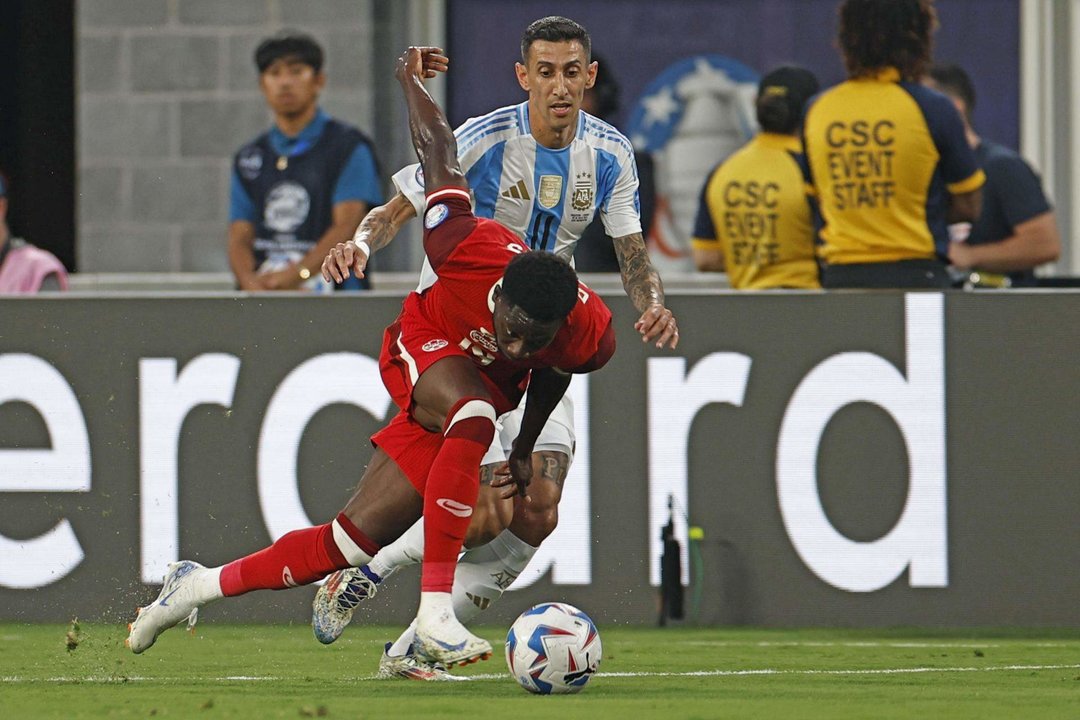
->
xmin=2 ymin=623 xmax=1077 ymax=719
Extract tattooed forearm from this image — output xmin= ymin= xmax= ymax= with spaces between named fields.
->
xmin=353 ymin=193 xmax=415 ymax=254
xmin=613 ymin=232 xmax=665 ymax=312
xmin=355 ymin=210 xmax=396 ymax=253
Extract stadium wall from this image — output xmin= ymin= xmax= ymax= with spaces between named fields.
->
xmin=0 ymin=291 xmax=1077 ymax=627
xmin=76 ymin=0 xmax=379 ymax=274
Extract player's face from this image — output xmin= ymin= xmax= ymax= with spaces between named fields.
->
xmin=259 ymin=58 xmax=325 ymax=119
xmin=492 ymin=288 xmax=564 ymax=361
xmin=516 ymin=40 xmax=597 ymax=143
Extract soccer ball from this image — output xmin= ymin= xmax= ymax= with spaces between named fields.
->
xmin=505 ymin=602 xmax=602 ymax=694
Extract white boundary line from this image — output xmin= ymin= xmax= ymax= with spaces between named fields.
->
xmin=3 ymin=664 xmax=1078 ymax=684
xmin=681 ymin=641 xmax=1073 ymax=649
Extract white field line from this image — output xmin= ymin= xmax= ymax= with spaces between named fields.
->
xmin=3 ymin=663 xmax=1078 ymax=684
xmin=683 ymin=641 xmax=1074 ymax=649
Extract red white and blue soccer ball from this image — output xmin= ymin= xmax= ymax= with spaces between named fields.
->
xmin=505 ymin=602 xmax=602 ymax=694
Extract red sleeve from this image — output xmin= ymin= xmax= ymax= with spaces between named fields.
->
xmin=563 ymin=318 xmax=616 ymax=374
xmin=422 ymin=186 xmax=478 ymax=271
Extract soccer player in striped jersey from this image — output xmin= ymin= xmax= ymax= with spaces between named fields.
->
xmin=318 ymin=16 xmax=679 ymax=678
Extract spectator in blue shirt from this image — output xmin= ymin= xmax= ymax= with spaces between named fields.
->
xmin=228 ymin=32 xmax=382 ymax=291
xmin=925 ymin=64 xmax=1060 ymax=287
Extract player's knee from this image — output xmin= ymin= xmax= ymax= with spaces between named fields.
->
xmin=530 ymin=504 xmax=560 ymax=539
xmin=511 ymin=450 xmax=567 ymax=542
xmin=514 ymin=497 xmax=559 ymax=543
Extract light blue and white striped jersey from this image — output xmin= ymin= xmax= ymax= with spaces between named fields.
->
xmin=392 ymin=102 xmax=642 ymax=289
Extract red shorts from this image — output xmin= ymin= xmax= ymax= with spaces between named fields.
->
xmin=374 ymin=295 xmax=520 ymax=492
xmin=371 ymin=411 xmax=445 ymax=493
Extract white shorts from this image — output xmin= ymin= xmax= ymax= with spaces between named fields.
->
xmin=480 ymin=392 xmax=576 ymax=466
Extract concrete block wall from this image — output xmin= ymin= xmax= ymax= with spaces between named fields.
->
xmin=77 ymin=0 xmax=377 ymax=272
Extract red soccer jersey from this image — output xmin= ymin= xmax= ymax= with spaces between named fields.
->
xmin=381 ymin=186 xmax=615 ymax=417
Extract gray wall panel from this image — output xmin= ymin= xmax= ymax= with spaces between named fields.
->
xmin=0 ymin=292 xmax=1077 ymax=627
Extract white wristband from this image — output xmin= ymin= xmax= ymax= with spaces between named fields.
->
xmin=354 ymin=241 xmax=371 ymax=257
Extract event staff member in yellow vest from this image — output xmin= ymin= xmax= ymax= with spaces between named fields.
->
xmin=803 ymin=0 xmax=985 ymax=289
xmin=691 ymin=65 xmax=821 ymax=289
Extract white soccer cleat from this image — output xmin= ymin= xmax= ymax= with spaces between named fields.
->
xmin=376 ymin=642 xmax=465 ymax=681
xmin=311 ymin=566 xmax=383 ymax=645
xmin=126 ymin=560 xmax=206 ymax=654
xmin=413 ymin=607 xmax=492 ymax=668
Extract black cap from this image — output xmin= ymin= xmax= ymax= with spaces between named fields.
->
xmin=757 ymin=65 xmax=820 ymax=130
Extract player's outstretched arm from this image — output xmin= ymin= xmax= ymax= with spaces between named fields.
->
xmin=613 ymin=231 xmax=680 ymax=349
xmin=322 ymin=192 xmax=416 ymax=283
xmin=396 ymin=47 xmax=465 ymax=194
xmin=493 ymin=367 xmax=573 ymax=499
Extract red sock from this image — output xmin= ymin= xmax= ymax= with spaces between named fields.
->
xmin=422 ymin=398 xmax=495 ymax=593
xmin=219 ymin=515 xmax=380 ymax=597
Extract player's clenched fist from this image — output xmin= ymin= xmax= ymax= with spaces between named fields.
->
xmin=395 ymin=46 xmax=449 ymax=84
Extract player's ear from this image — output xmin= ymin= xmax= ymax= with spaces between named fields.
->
xmin=314 ymin=70 xmax=327 ymax=91
xmin=515 ymin=62 xmax=530 ymax=92
xmin=585 ymin=60 xmax=598 ymax=90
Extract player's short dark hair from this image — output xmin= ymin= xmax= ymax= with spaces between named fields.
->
xmin=255 ymin=31 xmax=324 ymax=74
xmin=838 ymin=0 xmax=937 ymax=81
xmin=520 ymin=16 xmax=591 ymax=64
xmin=927 ymin=63 xmax=976 ymax=121
xmin=756 ymin=65 xmax=820 ymax=134
xmin=501 ymin=252 xmax=580 ymax=322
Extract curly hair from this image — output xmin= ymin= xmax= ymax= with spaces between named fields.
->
xmin=501 ymin=252 xmax=579 ymax=322
xmin=837 ymin=0 xmax=937 ymax=81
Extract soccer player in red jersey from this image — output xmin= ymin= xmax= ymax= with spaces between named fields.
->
xmin=126 ymin=47 xmax=615 ymax=668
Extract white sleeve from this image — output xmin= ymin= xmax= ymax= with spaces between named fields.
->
xmin=391 ymin=163 xmax=427 ymax=216
xmin=600 ymin=155 xmax=643 ymax=240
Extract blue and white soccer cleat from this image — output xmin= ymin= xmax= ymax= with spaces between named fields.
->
xmin=126 ymin=560 xmax=205 ymax=654
xmin=311 ymin=566 xmax=384 ymax=644
xmin=414 ymin=606 xmax=492 ymax=668
xmin=376 ymin=642 xmax=465 ymax=681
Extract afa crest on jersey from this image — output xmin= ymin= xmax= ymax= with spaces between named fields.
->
xmin=571 ymin=171 xmax=594 ymax=213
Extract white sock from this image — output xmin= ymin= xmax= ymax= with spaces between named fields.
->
xmin=387 ymin=619 xmax=418 ymax=657
xmin=451 ymin=529 xmax=538 ymax=623
xmin=199 ymin=566 xmax=225 ymax=602
xmin=368 ymin=518 xmax=425 ymax=578
xmin=416 ymin=591 xmax=455 ymax=627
